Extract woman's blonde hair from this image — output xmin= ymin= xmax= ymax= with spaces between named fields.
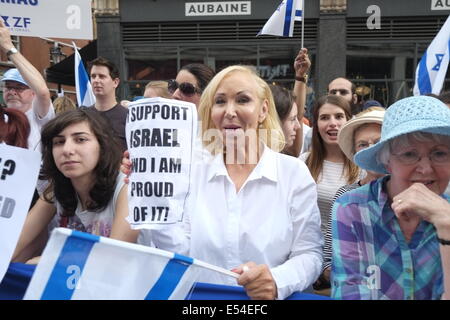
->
xmin=144 ymin=81 xmax=172 ymax=99
xmin=53 ymin=96 xmax=77 ymax=114
xmin=198 ymin=65 xmax=285 ymax=154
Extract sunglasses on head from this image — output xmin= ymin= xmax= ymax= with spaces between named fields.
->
xmin=168 ymin=80 xmax=201 ymax=96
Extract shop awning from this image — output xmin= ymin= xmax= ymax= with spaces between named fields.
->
xmin=45 ymin=40 xmax=97 ymax=86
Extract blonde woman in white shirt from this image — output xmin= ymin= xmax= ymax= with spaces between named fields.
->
xmin=128 ymin=66 xmax=323 ymax=300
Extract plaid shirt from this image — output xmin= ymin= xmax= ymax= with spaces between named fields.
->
xmin=331 ymin=176 xmax=446 ymax=300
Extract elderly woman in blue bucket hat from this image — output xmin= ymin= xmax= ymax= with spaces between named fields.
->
xmin=331 ymin=95 xmax=450 ymax=300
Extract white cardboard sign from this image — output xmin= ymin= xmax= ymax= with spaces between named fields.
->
xmin=125 ymin=98 xmax=197 ymax=229
xmin=0 ymin=144 xmax=41 ymax=282
xmin=1 ymin=0 xmax=93 ymax=40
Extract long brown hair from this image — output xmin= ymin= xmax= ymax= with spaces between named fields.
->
xmin=40 ymin=108 xmax=122 ymax=217
xmin=306 ymin=95 xmax=359 ymax=183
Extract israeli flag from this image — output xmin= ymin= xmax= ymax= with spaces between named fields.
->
xmin=294 ymin=0 xmax=303 ymax=22
xmin=257 ymin=0 xmax=302 ymax=37
xmin=413 ymin=15 xmax=450 ymax=95
xmin=24 ymin=228 xmax=237 ymax=300
xmin=74 ymin=43 xmax=96 ymax=107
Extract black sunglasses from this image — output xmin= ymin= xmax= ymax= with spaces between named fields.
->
xmin=168 ymin=80 xmax=201 ymax=96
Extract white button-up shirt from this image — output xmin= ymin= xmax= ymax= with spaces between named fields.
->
xmin=149 ymin=146 xmax=323 ymax=299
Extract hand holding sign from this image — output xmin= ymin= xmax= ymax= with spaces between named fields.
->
xmin=125 ymin=98 xmax=197 ymax=229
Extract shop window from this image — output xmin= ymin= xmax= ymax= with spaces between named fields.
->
xmin=127 ymin=59 xmax=178 ymax=82
xmin=347 ymin=56 xmax=393 ymax=106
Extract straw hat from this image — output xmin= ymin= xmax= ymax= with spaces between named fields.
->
xmin=338 ymin=108 xmax=385 ymax=161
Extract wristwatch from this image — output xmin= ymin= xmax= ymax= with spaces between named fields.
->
xmin=295 ymin=74 xmax=309 ymax=83
xmin=6 ymin=47 xmax=18 ymax=59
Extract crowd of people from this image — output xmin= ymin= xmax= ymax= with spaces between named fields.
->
xmin=1 ymin=19 xmax=450 ymax=300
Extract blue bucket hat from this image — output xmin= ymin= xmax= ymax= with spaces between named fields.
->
xmin=1 ymin=68 xmax=29 ymax=87
xmin=354 ymin=95 xmax=450 ymax=174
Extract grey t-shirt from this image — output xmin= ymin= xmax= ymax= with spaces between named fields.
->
xmin=90 ymin=103 xmax=128 ymax=152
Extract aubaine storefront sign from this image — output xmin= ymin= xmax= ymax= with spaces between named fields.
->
xmin=185 ymin=1 xmax=251 ymax=16
xmin=431 ymin=0 xmax=450 ymax=10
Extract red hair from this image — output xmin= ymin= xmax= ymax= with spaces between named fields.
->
xmin=0 ymin=107 xmax=30 ymax=148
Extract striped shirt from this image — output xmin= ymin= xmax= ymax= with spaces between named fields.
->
xmin=300 ymin=153 xmax=349 ymax=233
xmin=331 ymin=176 xmax=446 ymax=300
xmin=322 ymin=182 xmax=361 ymax=271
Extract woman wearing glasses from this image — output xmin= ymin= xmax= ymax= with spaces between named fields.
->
xmin=120 ymin=63 xmax=215 ymax=172
xmin=168 ymin=63 xmax=215 ymax=108
xmin=331 ymin=96 xmax=450 ymax=300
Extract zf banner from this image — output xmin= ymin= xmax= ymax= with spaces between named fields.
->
xmin=0 ymin=0 xmax=93 ymax=39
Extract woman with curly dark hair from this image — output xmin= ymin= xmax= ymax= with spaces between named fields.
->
xmin=12 ymin=108 xmax=138 ymax=263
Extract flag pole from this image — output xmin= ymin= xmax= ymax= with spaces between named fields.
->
xmin=301 ymin=0 xmax=305 ymax=49
xmin=194 ymin=259 xmax=239 ymax=279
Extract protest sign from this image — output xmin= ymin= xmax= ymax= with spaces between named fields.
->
xmin=0 ymin=0 xmax=93 ymax=39
xmin=125 ymin=98 xmax=197 ymax=228
xmin=0 ymin=144 xmax=41 ymax=282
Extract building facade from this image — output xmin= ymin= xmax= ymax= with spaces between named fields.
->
xmin=96 ymin=0 xmax=449 ymax=109
xmin=2 ymin=1 xmax=448 ymax=109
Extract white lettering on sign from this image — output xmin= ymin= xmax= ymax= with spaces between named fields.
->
xmin=186 ymin=1 xmax=251 ymax=16
xmin=431 ymin=0 xmax=450 ymax=10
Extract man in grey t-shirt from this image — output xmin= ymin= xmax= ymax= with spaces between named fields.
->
xmin=87 ymin=57 xmax=127 ymax=152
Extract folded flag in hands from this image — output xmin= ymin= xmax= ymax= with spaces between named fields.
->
xmin=24 ymin=228 xmax=237 ymax=300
